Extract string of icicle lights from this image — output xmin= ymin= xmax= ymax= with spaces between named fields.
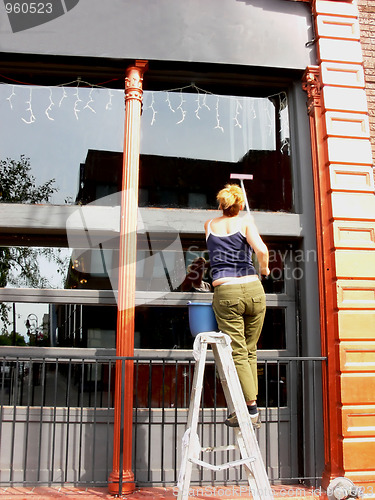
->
xmin=1 ymin=78 xmax=115 ymax=123
xmin=0 ymin=79 xmax=289 ymax=151
xmin=145 ymin=83 xmax=287 ymax=131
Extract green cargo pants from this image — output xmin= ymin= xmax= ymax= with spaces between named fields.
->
xmin=212 ymin=279 xmax=266 ymax=402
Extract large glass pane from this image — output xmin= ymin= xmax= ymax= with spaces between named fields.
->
xmin=0 ymin=300 xmax=285 ymax=351
xmin=257 ymin=308 xmax=286 ymax=350
xmin=0 ymin=302 xmax=117 ymax=348
xmin=0 ymin=239 xmax=293 ymax=294
xmin=139 ymin=88 xmax=292 ymax=211
xmin=0 ymin=84 xmax=125 ymax=205
xmin=261 ymin=242 xmax=296 ymax=294
xmin=0 ymin=243 xmax=119 ymax=291
xmin=134 ymin=306 xmax=285 ymax=351
xmin=0 ymin=246 xmax=69 ymax=289
xmin=257 ymin=363 xmax=288 ymax=407
xmin=0 ymin=355 xmax=288 ymax=409
xmin=136 ymin=237 xmax=296 ymax=295
xmin=25 ymin=87 xmax=292 ymax=210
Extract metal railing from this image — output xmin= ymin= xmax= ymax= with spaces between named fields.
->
xmin=0 ymin=349 xmax=326 ymax=489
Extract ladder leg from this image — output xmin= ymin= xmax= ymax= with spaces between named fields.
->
xmin=213 ymin=340 xmax=274 ymax=500
xmin=177 ymin=339 xmax=208 ymax=500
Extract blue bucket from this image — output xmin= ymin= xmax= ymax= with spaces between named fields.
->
xmin=187 ymin=302 xmax=218 ymax=337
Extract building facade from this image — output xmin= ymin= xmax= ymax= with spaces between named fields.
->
xmin=0 ymin=0 xmax=374 ymax=494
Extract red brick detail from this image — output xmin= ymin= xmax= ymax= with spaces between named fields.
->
xmin=357 ymin=0 xmax=375 ymax=180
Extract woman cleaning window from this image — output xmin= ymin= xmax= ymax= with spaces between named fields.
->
xmin=205 ymin=184 xmax=270 ymax=428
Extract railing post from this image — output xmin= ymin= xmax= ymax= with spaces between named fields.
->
xmin=108 ymin=59 xmax=148 ymax=496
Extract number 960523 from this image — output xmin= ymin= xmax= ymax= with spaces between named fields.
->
xmin=5 ymin=3 xmax=53 ymax=15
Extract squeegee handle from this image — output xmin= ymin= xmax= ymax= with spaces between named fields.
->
xmin=230 ymin=173 xmax=252 ymax=213
xmin=240 ymin=179 xmax=251 ymax=213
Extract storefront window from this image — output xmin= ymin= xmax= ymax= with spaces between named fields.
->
xmin=0 ymin=85 xmax=291 ymax=209
xmin=0 ymin=238 xmax=293 ymax=296
xmin=134 ymin=306 xmax=285 ymax=351
xmin=0 ymin=85 xmax=290 ymax=210
xmin=0 ymin=301 xmax=286 ymax=409
xmin=0 ymin=299 xmax=285 ymax=351
xmin=139 ymin=88 xmax=292 ymax=211
xmin=0 ymin=301 xmax=117 ymax=348
xmin=0 ymin=84 xmax=125 ymax=205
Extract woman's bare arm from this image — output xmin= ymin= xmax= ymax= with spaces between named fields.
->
xmin=244 ymin=215 xmax=270 ymax=276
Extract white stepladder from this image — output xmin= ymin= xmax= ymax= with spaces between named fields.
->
xmin=177 ymin=331 xmax=274 ymax=500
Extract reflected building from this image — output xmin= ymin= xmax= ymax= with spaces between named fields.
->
xmin=52 ymin=304 xmax=117 ymax=349
xmin=75 ymin=139 xmax=292 ymax=212
xmin=75 ymin=150 xmax=123 ymax=206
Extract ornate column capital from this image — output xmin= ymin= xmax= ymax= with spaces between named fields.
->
xmin=125 ymin=60 xmax=148 ymax=102
xmin=302 ymin=66 xmax=321 ymax=115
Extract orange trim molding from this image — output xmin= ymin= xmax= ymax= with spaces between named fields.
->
xmin=302 ymin=65 xmax=343 ymax=486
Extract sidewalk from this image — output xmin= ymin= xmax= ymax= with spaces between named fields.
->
xmin=0 ymin=485 xmax=324 ymax=500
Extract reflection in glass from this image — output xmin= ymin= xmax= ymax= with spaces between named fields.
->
xmin=0 ymin=358 xmax=116 ymax=408
xmin=0 ymin=356 xmax=288 ymax=409
xmin=140 ymin=89 xmax=292 ymax=211
xmin=0 ymin=155 xmax=57 ymax=203
xmin=0 ymin=84 xmax=292 ymax=210
xmin=258 ymin=242 xmax=295 ymax=294
xmin=54 ymin=304 xmax=117 ymax=348
xmin=0 ymin=247 xmax=70 ymax=289
xmin=135 ymin=306 xmax=193 ymax=350
xmin=0 ymin=84 xmax=125 ymax=205
xmin=0 ymin=240 xmax=293 ymax=295
xmin=1 ymin=301 xmax=287 ymax=409
xmin=0 ymin=302 xmax=117 ymax=348
xmin=134 ymin=306 xmax=285 ymax=351
xmin=258 ymin=308 xmax=286 ymax=350
xmin=0 ymin=300 xmax=284 ymax=350
xmin=0 ymin=247 xmax=70 ymax=340
xmin=257 ymin=363 xmax=288 ymax=407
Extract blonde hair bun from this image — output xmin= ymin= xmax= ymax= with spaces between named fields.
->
xmin=216 ymin=184 xmax=245 ymax=211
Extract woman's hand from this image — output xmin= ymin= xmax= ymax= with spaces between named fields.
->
xmin=260 ymin=267 xmax=270 ymax=278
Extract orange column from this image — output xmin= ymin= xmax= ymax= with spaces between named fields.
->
xmin=304 ymin=0 xmax=375 ymax=491
xmin=108 ymin=60 xmax=148 ymax=496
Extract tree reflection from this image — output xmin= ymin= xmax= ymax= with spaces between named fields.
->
xmin=0 ymin=155 xmax=67 ymax=341
xmin=0 ymin=155 xmax=56 ymax=203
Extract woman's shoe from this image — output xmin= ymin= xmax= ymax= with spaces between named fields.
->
xmin=250 ymin=411 xmax=261 ymax=429
xmin=224 ymin=410 xmax=262 ymax=429
xmin=224 ymin=412 xmax=239 ymax=427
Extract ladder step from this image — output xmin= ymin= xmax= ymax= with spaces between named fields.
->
xmin=189 ymin=456 xmax=255 ymax=472
xmin=201 ymin=445 xmax=238 ymax=453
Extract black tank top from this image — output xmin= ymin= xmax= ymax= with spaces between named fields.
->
xmin=206 ymin=220 xmax=256 ymax=281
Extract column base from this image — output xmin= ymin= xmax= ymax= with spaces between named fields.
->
xmin=321 ymin=466 xmax=345 ymax=491
xmin=321 ymin=470 xmax=333 ymax=490
xmin=108 ymin=470 xmax=135 ymax=496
